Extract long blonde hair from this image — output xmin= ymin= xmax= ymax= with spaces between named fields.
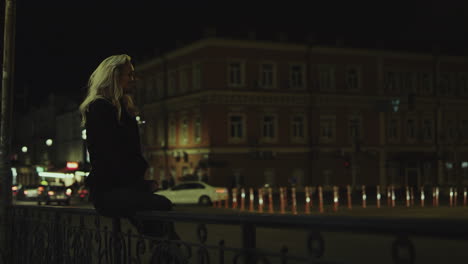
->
xmin=79 ymin=54 xmax=138 ymax=126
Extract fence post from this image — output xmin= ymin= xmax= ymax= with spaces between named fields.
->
xmin=112 ymin=217 xmax=122 ymax=264
xmin=242 ymin=223 xmax=256 ymax=264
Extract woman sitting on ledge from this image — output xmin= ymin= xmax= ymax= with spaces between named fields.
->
xmin=79 ymin=54 xmax=179 ymax=240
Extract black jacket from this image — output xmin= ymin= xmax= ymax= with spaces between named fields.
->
xmin=84 ymin=98 xmax=148 ymax=193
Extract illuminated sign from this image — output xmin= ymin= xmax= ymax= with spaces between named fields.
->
xmin=66 ymin=162 xmax=79 ymax=170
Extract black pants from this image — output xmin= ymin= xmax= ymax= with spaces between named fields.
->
xmin=91 ymin=188 xmax=176 ymax=237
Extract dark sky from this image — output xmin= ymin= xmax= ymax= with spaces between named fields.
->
xmin=10 ymin=1 xmax=468 ymax=113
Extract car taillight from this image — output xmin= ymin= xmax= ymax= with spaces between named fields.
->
xmin=66 ymin=188 xmax=72 ymax=196
xmin=48 ymin=191 xmax=55 ymax=196
xmin=11 ymin=186 xmax=18 ymax=192
xmin=38 ymin=186 xmax=44 ymax=194
xmin=215 ymin=189 xmax=226 ymax=193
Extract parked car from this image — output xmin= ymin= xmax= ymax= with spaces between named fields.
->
xmin=16 ymin=185 xmax=40 ymax=201
xmin=37 ymin=184 xmax=73 ymax=205
xmin=154 ymin=181 xmax=228 ymax=205
xmin=76 ymin=185 xmax=90 ymax=202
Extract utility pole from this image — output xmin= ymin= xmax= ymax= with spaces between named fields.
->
xmin=0 ymin=0 xmax=16 ymax=262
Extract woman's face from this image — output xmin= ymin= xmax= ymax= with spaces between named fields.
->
xmin=120 ymin=62 xmax=135 ymax=93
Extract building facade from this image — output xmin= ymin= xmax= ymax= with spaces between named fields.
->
xmin=135 ymin=37 xmax=468 ymax=190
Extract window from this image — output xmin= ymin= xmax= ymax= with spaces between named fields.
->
xmin=261 ymin=114 xmax=277 ymax=142
xmin=179 ymin=69 xmax=188 ymax=94
xmin=349 ymin=116 xmax=362 ymax=141
xmin=420 ymin=72 xmax=432 ymax=95
xmin=156 ymin=74 xmax=164 ymax=99
xmin=228 ymin=114 xmax=245 ymax=142
xmin=422 ymin=119 xmax=434 ymax=142
xmin=320 ymin=115 xmax=336 ymax=142
xmin=228 ymin=61 xmax=244 ymax=87
xmin=458 ymin=74 xmax=468 ymax=96
xmin=388 ymin=117 xmax=400 ymax=142
xmin=145 ymin=122 xmax=154 ymax=145
xmin=345 ymin=66 xmax=360 ymax=91
xmin=181 ymin=117 xmax=188 ymax=145
xmin=192 ymin=63 xmax=201 ymax=91
xmin=440 ymin=73 xmax=450 ymax=95
xmin=260 ymin=63 xmax=275 ymax=88
xmin=169 ymin=118 xmax=176 ymax=145
xmin=406 ymin=118 xmax=416 ymax=142
xmin=168 ymin=71 xmax=176 ymax=96
xmin=290 ymin=64 xmax=305 ymax=89
xmin=194 ymin=116 xmax=201 ymax=143
xmin=291 ymin=114 xmax=306 ymax=142
xmin=385 ymin=71 xmax=398 ymax=93
xmin=447 ymin=120 xmax=457 ymax=141
xmin=461 ymin=120 xmax=468 ymax=140
xmin=158 ymin=119 xmax=165 ymax=147
xmin=318 ymin=66 xmax=335 ymax=91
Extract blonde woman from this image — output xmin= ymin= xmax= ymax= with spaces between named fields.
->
xmin=80 ymin=54 xmax=179 ymax=240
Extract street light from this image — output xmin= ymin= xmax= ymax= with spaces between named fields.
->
xmin=21 ymin=146 xmax=27 ymax=153
xmin=45 ymin=138 xmax=53 ymax=147
xmin=81 ymin=129 xmax=87 ymax=140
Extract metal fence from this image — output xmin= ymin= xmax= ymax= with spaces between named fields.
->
xmin=4 ymin=204 xmax=468 ymax=264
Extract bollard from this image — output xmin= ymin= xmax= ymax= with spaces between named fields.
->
xmin=387 ymin=185 xmax=392 ymax=207
xmin=347 ymin=185 xmax=352 ymax=209
xmin=279 ymin=187 xmax=286 ymax=214
xmin=318 ymin=186 xmax=324 ymax=213
xmin=420 ymin=186 xmax=425 ymax=208
xmin=376 ymin=185 xmax=381 ymax=209
xmin=258 ymin=188 xmax=264 ymax=213
xmin=305 ymin=186 xmax=311 ymax=214
xmin=249 ymin=188 xmax=255 ymax=212
xmin=450 ymin=187 xmax=454 ymax=207
xmin=232 ymin=188 xmax=238 ymax=209
xmin=432 ymin=187 xmax=436 ymax=207
xmin=410 ymin=187 xmax=415 ymax=207
xmin=405 ymin=186 xmax=410 ymax=208
xmin=464 ymin=187 xmax=467 ymax=207
xmin=454 ymin=187 xmax=458 ymax=207
xmin=240 ymin=188 xmax=246 ymax=211
xmin=333 ymin=186 xmax=339 ymax=212
xmin=435 ymin=187 xmax=440 ymax=207
xmin=268 ymin=187 xmax=274 ymax=213
xmin=361 ymin=185 xmax=367 ymax=209
xmin=225 ymin=191 xmax=229 ymax=209
xmin=391 ymin=185 xmax=396 ymax=208
xmin=291 ymin=187 xmax=297 ymax=215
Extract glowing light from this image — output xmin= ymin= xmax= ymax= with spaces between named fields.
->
xmin=66 ymin=162 xmax=79 ymax=170
xmin=362 ymin=194 xmax=367 ymax=200
xmin=463 ymin=162 xmax=468 ymax=168
xmin=38 ymin=172 xmax=74 ymax=179
xmin=66 ymin=188 xmax=72 ymax=196
xmin=82 ymin=129 xmax=87 ymax=140
xmin=136 ymin=116 xmax=141 ymax=122
xmin=48 ymin=191 xmax=55 ymax=196
xmin=215 ymin=189 xmax=226 ymax=193
xmin=377 ymin=194 xmax=381 ymax=200
xmin=259 ymin=199 xmax=263 ymax=205
xmin=241 ymin=193 xmax=245 ymax=198
xmin=45 ymin=139 xmax=53 ymax=146
xmin=306 ymin=197 xmax=311 ymax=203
xmin=334 ymin=197 xmax=339 ymax=203
xmin=21 ymin=146 xmax=28 ymax=153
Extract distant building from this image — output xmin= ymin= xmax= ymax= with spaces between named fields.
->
xmin=134 ymin=37 xmax=468 ymax=189
xmin=12 ymin=93 xmax=84 ymax=186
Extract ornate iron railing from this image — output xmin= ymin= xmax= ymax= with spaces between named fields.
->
xmin=5 ymin=204 xmax=468 ymax=264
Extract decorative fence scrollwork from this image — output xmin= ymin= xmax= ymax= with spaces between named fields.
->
xmin=8 ymin=205 xmax=468 ymax=264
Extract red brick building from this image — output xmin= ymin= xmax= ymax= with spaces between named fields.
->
xmin=135 ymin=37 xmax=468 ymax=190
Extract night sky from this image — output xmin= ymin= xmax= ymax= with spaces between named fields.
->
xmin=9 ymin=1 xmax=468 ymax=113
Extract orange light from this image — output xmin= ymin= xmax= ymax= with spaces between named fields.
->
xmin=216 ymin=189 xmax=226 ymax=193
xmin=11 ymin=186 xmax=17 ymax=191
xmin=48 ymin=191 xmax=55 ymax=196
xmin=66 ymin=162 xmax=79 ymax=170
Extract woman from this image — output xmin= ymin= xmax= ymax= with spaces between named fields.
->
xmin=79 ymin=54 xmax=178 ymax=239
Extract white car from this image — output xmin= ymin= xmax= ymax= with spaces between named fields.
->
xmin=155 ymin=181 xmax=228 ymax=205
